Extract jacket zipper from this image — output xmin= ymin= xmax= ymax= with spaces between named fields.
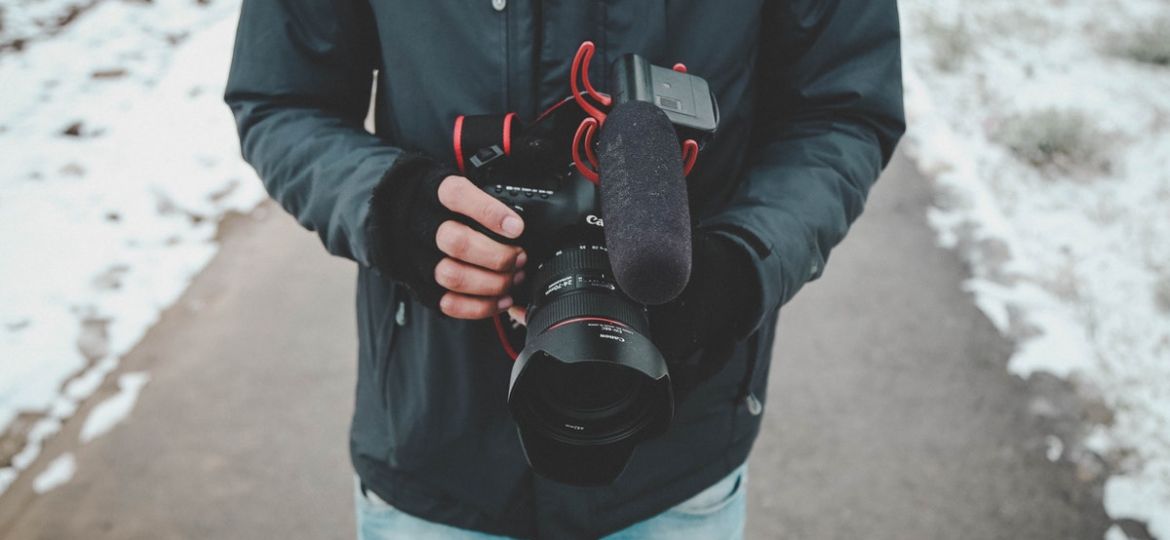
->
xmin=736 ymin=334 xmax=760 ymax=399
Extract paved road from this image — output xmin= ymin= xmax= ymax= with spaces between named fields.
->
xmin=0 ymin=155 xmax=1109 ymax=539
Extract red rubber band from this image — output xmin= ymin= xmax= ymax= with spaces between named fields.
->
xmin=572 ymin=118 xmax=600 ymax=184
xmin=453 ymin=115 xmax=466 ymax=174
xmin=571 ymin=42 xmax=609 ymax=124
xmin=583 ymin=120 xmax=599 ymax=170
xmin=681 ymin=139 xmax=699 ymax=176
xmin=502 ymin=112 xmax=516 ymax=156
xmin=580 ymin=44 xmax=612 ymax=107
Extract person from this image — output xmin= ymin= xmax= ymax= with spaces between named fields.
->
xmin=225 ymin=1 xmax=904 ymax=538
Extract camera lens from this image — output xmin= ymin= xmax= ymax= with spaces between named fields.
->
xmin=507 ymin=243 xmax=673 ymax=485
xmin=540 ymin=361 xmax=637 ymax=414
xmin=525 ymin=359 xmax=656 ymax=445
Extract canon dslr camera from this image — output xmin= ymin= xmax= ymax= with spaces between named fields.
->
xmin=453 ymin=49 xmax=718 ymax=486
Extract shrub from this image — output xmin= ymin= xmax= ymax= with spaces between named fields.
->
xmin=993 ymin=109 xmax=1111 ymax=175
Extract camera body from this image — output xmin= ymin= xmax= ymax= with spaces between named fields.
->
xmin=474 ymin=163 xmax=603 ymax=274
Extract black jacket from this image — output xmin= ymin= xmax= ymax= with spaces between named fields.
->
xmin=225 ymin=1 xmax=904 ymax=537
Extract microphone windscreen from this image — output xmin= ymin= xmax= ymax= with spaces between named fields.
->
xmin=598 ymin=101 xmax=692 ymax=305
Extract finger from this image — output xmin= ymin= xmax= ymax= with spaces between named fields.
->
xmin=437 ymin=175 xmax=525 ymax=239
xmin=435 ymin=220 xmax=526 ymax=272
xmin=507 ymin=306 xmax=528 ymax=326
xmin=439 ymin=292 xmax=513 ymax=320
xmin=434 ymin=258 xmax=514 ymax=297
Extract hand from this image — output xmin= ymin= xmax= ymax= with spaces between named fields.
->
xmin=434 ymin=175 xmax=527 ymax=319
xmin=646 ymin=232 xmax=758 ymax=398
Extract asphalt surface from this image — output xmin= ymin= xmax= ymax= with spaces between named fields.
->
xmin=0 ymin=154 xmax=1110 ymax=539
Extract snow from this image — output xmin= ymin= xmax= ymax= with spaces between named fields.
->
xmin=901 ymin=0 xmax=1170 ymax=536
xmin=0 ymin=467 xmax=15 ymax=496
xmin=0 ymin=0 xmax=261 ymax=496
xmin=80 ymin=372 xmax=148 ymax=443
xmin=1045 ymin=435 xmax=1064 ymax=462
xmin=31 ymin=453 xmax=75 ymax=494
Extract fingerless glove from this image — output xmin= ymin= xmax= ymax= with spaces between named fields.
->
xmin=649 ymin=232 xmax=761 ymax=397
xmin=366 ymin=153 xmax=457 ymax=308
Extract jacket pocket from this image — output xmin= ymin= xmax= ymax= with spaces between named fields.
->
xmin=377 ymin=309 xmax=518 ymax=475
xmin=736 ymin=308 xmax=779 ymax=418
xmin=375 ymin=287 xmax=404 ymax=411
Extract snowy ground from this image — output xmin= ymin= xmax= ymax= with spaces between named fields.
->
xmin=0 ymin=0 xmax=260 ymax=495
xmin=900 ymin=1 xmax=1170 ymax=537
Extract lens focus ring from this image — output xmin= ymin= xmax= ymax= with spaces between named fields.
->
xmin=533 ymin=245 xmax=611 ymax=284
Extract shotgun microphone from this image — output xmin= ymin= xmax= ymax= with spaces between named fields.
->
xmin=597 ymin=100 xmax=692 ymax=306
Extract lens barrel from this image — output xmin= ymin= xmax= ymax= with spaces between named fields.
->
xmin=526 ymin=244 xmax=647 ymax=335
xmin=507 ymin=243 xmax=674 ymax=486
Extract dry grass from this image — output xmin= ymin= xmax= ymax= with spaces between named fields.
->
xmin=1113 ymin=17 xmax=1170 ymax=67
xmin=993 ymin=109 xmax=1111 ymax=175
xmin=921 ymin=15 xmax=974 ymax=72
xmin=1155 ymin=273 xmax=1170 ymax=315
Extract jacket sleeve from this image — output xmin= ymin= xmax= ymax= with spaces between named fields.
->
xmin=224 ymin=0 xmax=397 ymax=266
xmin=697 ymin=0 xmax=906 ymax=335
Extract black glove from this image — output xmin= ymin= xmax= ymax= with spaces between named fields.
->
xmin=649 ymin=232 xmax=760 ymax=397
xmin=366 ymin=153 xmax=457 ymax=308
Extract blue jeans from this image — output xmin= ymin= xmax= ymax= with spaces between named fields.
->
xmin=355 ymin=465 xmax=747 ymax=540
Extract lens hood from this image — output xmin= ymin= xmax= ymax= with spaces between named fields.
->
xmin=508 ymin=319 xmax=673 ymax=486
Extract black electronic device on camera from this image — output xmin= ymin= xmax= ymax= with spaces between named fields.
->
xmin=608 ymin=53 xmax=719 ymax=139
xmin=451 ymin=45 xmax=718 ymax=486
